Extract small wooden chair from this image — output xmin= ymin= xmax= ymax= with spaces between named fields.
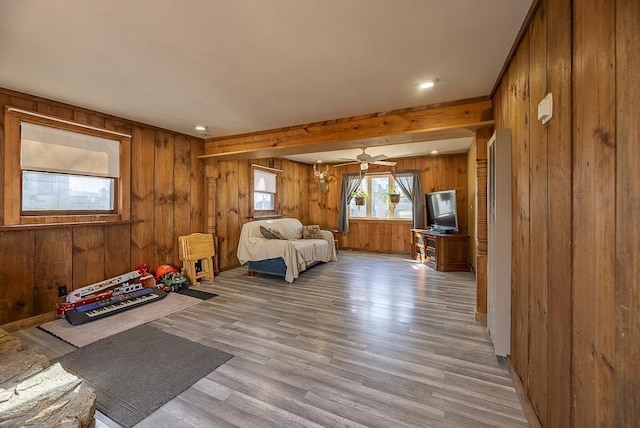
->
xmin=178 ymin=233 xmax=215 ymax=286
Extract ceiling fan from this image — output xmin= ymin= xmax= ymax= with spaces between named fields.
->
xmin=334 ymin=148 xmax=397 ymax=170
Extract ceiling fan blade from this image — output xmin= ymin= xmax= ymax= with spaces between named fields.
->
xmin=334 ymin=161 xmax=359 ymax=167
xmin=372 ymin=160 xmax=397 ymax=166
xmin=338 ymin=157 xmax=356 ymax=162
xmin=369 ymin=154 xmax=388 ymax=162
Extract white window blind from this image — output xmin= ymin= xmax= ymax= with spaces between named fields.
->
xmin=253 ymin=168 xmax=276 ymax=193
xmin=21 ymin=122 xmax=120 ymax=177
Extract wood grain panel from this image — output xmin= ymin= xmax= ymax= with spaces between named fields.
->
xmin=104 ymin=224 xmax=131 ymax=277
xmin=280 ymin=161 xmax=295 ymax=216
xmin=237 ymin=160 xmax=250 ymax=232
xmin=119 ymin=133 xmax=132 ymax=221
xmin=72 ymin=110 xmax=105 ymax=128
xmin=615 ymin=0 xmax=640 ymax=424
xmin=572 ymin=0 xmax=616 ymax=425
xmin=475 ymin=128 xmax=491 ymax=315
xmin=154 ymin=131 xmax=175 ymax=267
xmin=3 ymin=114 xmax=20 ymax=225
xmin=340 ymin=221 xmax=413 ymax=254
xmin=511 ymin=32 xmax=531 ymax=385
xmin=8 ymin=94 xmax=36 ymax=111
xmin=219 ymin=160 xmax=236 ymax=269
xmin=72 ymin=227 xmax=105 ymax=290
xmin=190 ymin=137 xmax=205 ymax=234
xmin=173 ymin=135 xmax=192 ymax=264
xmin=104 ymin=117 xmax=133 ymax=136
xmin=527 ymin=4 xmax=548 ymax=424
xmin=34 ymin=228 xmax=72 ymax=314
xmin=298 ymin=162 xmax=311 ymax=225
xmin=0 ymin=94 xmax=8 ymax=225
xmin=0 ymin=231 xmax=34 ymax=323
xmin=454 ymin=155 xmax=469 ymax=235
xmin=545 ymin=0 xmax=572 ymax=425
xmin=223 ymin=161 xmax=240 ymax=269
xmin=36 ymin=102 xmax=73 ymax=120
xmin=131 ymin=126 xmax=156 ymax=267
xmin=214 ymin=161 xmax=229 ymax=269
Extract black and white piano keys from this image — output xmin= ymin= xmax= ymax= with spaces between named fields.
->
xmin=64 ymin=288 xmax=167 ymax=325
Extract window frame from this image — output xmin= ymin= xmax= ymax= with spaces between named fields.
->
xmin=3 ymin=108 xmax=131 ymax=225
xmin=250 ymin=164 xmax=281 ymax=218
xmin=348 ymin=173 xmax=413 ymax=221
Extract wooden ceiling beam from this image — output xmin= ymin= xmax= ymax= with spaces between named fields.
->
xmin=200 ymin=99 xmax=493 ymax=160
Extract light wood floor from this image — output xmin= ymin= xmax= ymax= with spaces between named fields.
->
xmin=15 ymin=251 xmax=527 ymax=427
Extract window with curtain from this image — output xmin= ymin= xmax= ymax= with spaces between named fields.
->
xmin=21 ymin=122 xmax=119 ymax=213
xmin=253 ymin=167 xmax=277 ymax=212
xmin=349 ymin=173 xmax=413 ymax=220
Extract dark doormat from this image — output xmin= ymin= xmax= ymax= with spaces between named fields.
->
xmin=54 ymin=324 xmax=233 ymax=427
xmin=175 ymin=288 xmax=218 ymax=300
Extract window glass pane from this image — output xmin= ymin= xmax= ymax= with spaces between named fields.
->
xmin=254 ymin=191 xmax=274 ymax=210
xmin=22 ymin=171 xmax=114 ymax=211
xmin=370 ymin=177 xmax=389 ymax=219
xmin=394 ymin=194 xmax=413 ymax=218
xmin=349 ymin=181 xmax=367 ymax=217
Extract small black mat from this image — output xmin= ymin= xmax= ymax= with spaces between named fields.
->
xmin=176 ymin=288 xmax=218 ymax=300
xmin=55 ymin=324 xmax=232 ymax=427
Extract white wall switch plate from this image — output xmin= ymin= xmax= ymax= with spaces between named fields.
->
xmin=538 ymin=93 xmax=553 ymax=124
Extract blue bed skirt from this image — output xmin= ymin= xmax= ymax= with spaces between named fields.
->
xmin=247 ymin=257 xmax=319 ymax=279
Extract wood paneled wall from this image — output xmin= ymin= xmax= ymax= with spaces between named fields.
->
xmin=207 ymin=153 xmax=469 ymax=271
xmin=493 ymin=0 xmax=639 ymax=425
xmin=309 ymin=154 xmax=470 ymax=255
xmin=0 ymin=89 xmax=205 ymax=325
xmin=205 ymin=158 xmax=311 ymax=270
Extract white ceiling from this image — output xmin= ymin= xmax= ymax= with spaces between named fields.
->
xmin=0 ymin=0 xmax=532 ymax=160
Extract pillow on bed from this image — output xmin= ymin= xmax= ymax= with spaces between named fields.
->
xmin=301 ymin=225 xmax=323 ymax=239
xmin=260 ymin=225 xmax=286 ymax=240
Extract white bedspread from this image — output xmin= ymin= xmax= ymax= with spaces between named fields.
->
xmin=237 ymin=218 xmax=337 ymax=282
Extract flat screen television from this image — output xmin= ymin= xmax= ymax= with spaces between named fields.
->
xmin=425 ymin=190 xmax=459 ymax=233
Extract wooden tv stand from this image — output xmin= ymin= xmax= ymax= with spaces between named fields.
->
xmin=411 ymin=229 xmax=470 ymax=272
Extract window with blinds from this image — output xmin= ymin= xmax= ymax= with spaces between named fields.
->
xmin=20 ymin=122 xmax=120 ymax=213
xmin=253 ymin=168 xmax=277 ymax=211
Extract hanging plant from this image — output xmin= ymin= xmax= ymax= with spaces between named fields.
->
xmin=351 ymin=189 xmax=367 ymax=206
xmin=382 ymin=192 xmax=401 ymax=205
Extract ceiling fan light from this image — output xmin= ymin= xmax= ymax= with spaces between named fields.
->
xmin=360 ymin=162 xmax=369 ymax=171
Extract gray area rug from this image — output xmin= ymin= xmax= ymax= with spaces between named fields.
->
xmin=55 ymin=324 xmax=233 ymax=427
xmin=176 ymin=288 xmax=218 ymax=300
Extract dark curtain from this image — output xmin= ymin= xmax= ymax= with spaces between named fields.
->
xmin=338 ymin=173 xmax=364 ymax=232
xmin=393 ymin=170 xmax=425 ymax=229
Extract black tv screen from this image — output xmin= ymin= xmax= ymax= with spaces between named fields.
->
xmin=425 ymin=190 xmax=459 ymax=232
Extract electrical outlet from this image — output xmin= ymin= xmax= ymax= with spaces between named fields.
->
xmin=58 ymin=285 xmax=68 ymax=297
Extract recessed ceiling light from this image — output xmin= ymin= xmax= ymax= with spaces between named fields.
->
xmin=316 ymin=160 xmax=323 ymax=163
xmin=419 ymin=79 xmax=439 ymax=89
xmin=194 ymin=125 xmax=207 ymax=131
xmin=430 ymin=150 xmax=439 ymax=154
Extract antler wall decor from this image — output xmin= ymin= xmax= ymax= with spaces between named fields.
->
xmin=313 ymin=163 xmax=331 ymax=194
